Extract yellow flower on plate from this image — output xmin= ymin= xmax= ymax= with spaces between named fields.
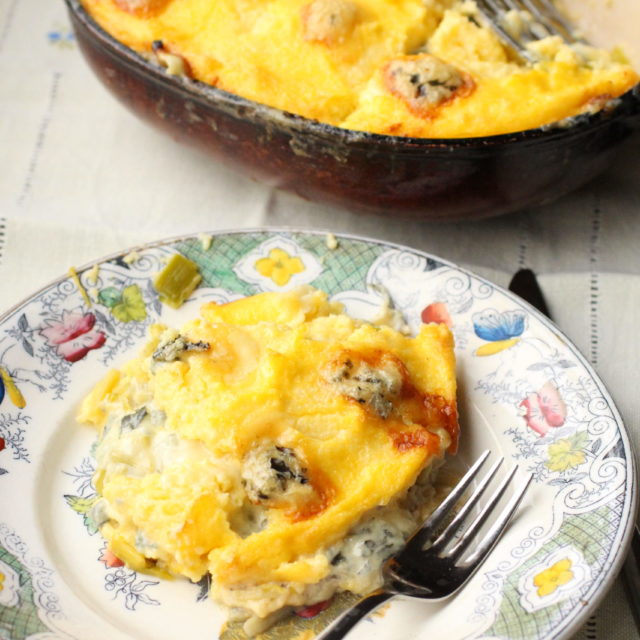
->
xmin=546 ymin=433 xmax=587 ymax=472
xmin=533 ymin=558 xmax=574 ymax=597
xmin=475 ymin=337 xmax=520 ymax=356
xmin=0 ymin=571 xmax=5 ymax=592
xmin=0 ymin=367 xmax=26 ymax=409
xmin=255 ymin=248 xmax=305 ymax=286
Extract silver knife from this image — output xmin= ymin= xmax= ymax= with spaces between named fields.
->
xmin=508 ymin=268 xmax=640 ymax=633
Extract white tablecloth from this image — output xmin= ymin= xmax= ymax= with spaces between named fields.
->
xmin=1 ymin=0 xmax=639 ymax=637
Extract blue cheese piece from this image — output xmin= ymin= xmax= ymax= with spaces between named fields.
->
xmin=242 ymin=443 xmax=313 ymax=505
xmin=324 ymin=355 xmax=403 ymax=418
xmin=152 ymin=331 xmax=210 ymax=362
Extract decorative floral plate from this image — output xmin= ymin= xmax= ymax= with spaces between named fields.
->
xmin=0 ymin=229 xmax=635 ymax=640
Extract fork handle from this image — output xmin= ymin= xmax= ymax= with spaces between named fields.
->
xmin=315 ymin=590 xmax=393 ymax=640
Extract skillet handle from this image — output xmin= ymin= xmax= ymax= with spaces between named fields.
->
xmin=314 ymin=590 xmax=393 ymax=640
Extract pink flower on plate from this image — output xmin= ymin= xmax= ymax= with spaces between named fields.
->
xmin=40 ymin=310 xmax=106 ymax=363
xmin=55 ymin=329 xmax=106 ymax=363
xmin=521 ymin=381 xmax=567 ymax=436
xmin=40 ymin=310 xmax=96 ymax=345
xmin=99 ymin=548 xmax=124 ymax=568
xmin=421 ymin=302 xmax=452 ymax=327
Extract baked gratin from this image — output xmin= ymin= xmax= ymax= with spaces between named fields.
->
xmin=78 ymin=286 xmax=458 ymax=634
xmin=80 ymin=0 xmax=638 ymax=137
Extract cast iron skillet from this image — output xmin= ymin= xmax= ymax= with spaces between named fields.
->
xmin=65 ymin=0 xmax=640 ymax=221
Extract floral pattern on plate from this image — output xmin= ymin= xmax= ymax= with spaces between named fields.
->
xmin=233 ymin=236 xmax=323 ymax=291
xmin=518 ymin=545 xmax=592 ymax=613
xmin=0 ymin=523 xmax=71 ymax=640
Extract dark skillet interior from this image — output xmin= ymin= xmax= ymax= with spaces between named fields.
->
xmin=66 ymin=0 xmax=640 ymax=221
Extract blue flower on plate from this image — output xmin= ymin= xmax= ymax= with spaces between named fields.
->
xmin=472 ymin=309 xmax=527 ymax=356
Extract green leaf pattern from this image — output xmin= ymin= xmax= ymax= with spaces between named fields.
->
xmin=98 ymin=284 xmax=148 ymax=323
xmin=112 ymin=285 xmax=147 ymax=323
xmin=64 ymin=494 xmax=99 ymax=534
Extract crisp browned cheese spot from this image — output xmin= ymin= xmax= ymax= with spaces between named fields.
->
xmin=323 ymin=347 xmax=458 ymax=453
xmin=578 ymin=92 xmax=616 ymax=115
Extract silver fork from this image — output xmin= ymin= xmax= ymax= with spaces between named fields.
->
xmin=315 ymin=450 xmax=532 ymax=640
xmin=474 ymin=0 xmax=583 ymax=63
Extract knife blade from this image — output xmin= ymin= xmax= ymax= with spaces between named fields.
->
xmin=508 ymin=267 xmax=640 ymax=633
xmin=507 ymin=268 xmax=551 ymax=317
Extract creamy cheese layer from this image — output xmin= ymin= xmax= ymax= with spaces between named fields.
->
xmin=78 ymin=286 xmax=458 ymax=627
xmin=81 ymin=0 xmax=638 ymax=136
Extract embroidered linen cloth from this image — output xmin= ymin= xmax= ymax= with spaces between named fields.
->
xmin=1 ymin=0 xmax=639 ymax=636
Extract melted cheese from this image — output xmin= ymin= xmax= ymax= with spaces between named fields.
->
xmin=81 ymin=0 xmax=638 ymax=137
xmin=78 ymin=286 xmax=457 ymax=621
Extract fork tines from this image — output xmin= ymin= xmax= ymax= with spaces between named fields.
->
xmin=405 ymin=450 xmax=532 ymax=568
xmin=474 ymin=0 xmax=581 ymax=63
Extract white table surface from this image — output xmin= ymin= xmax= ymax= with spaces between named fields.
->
xmin=1 ymin=0 xmax=639 ymax=637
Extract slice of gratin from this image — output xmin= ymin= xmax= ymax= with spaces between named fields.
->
xmin=78 ymin=286 xmax=458 ymax=630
